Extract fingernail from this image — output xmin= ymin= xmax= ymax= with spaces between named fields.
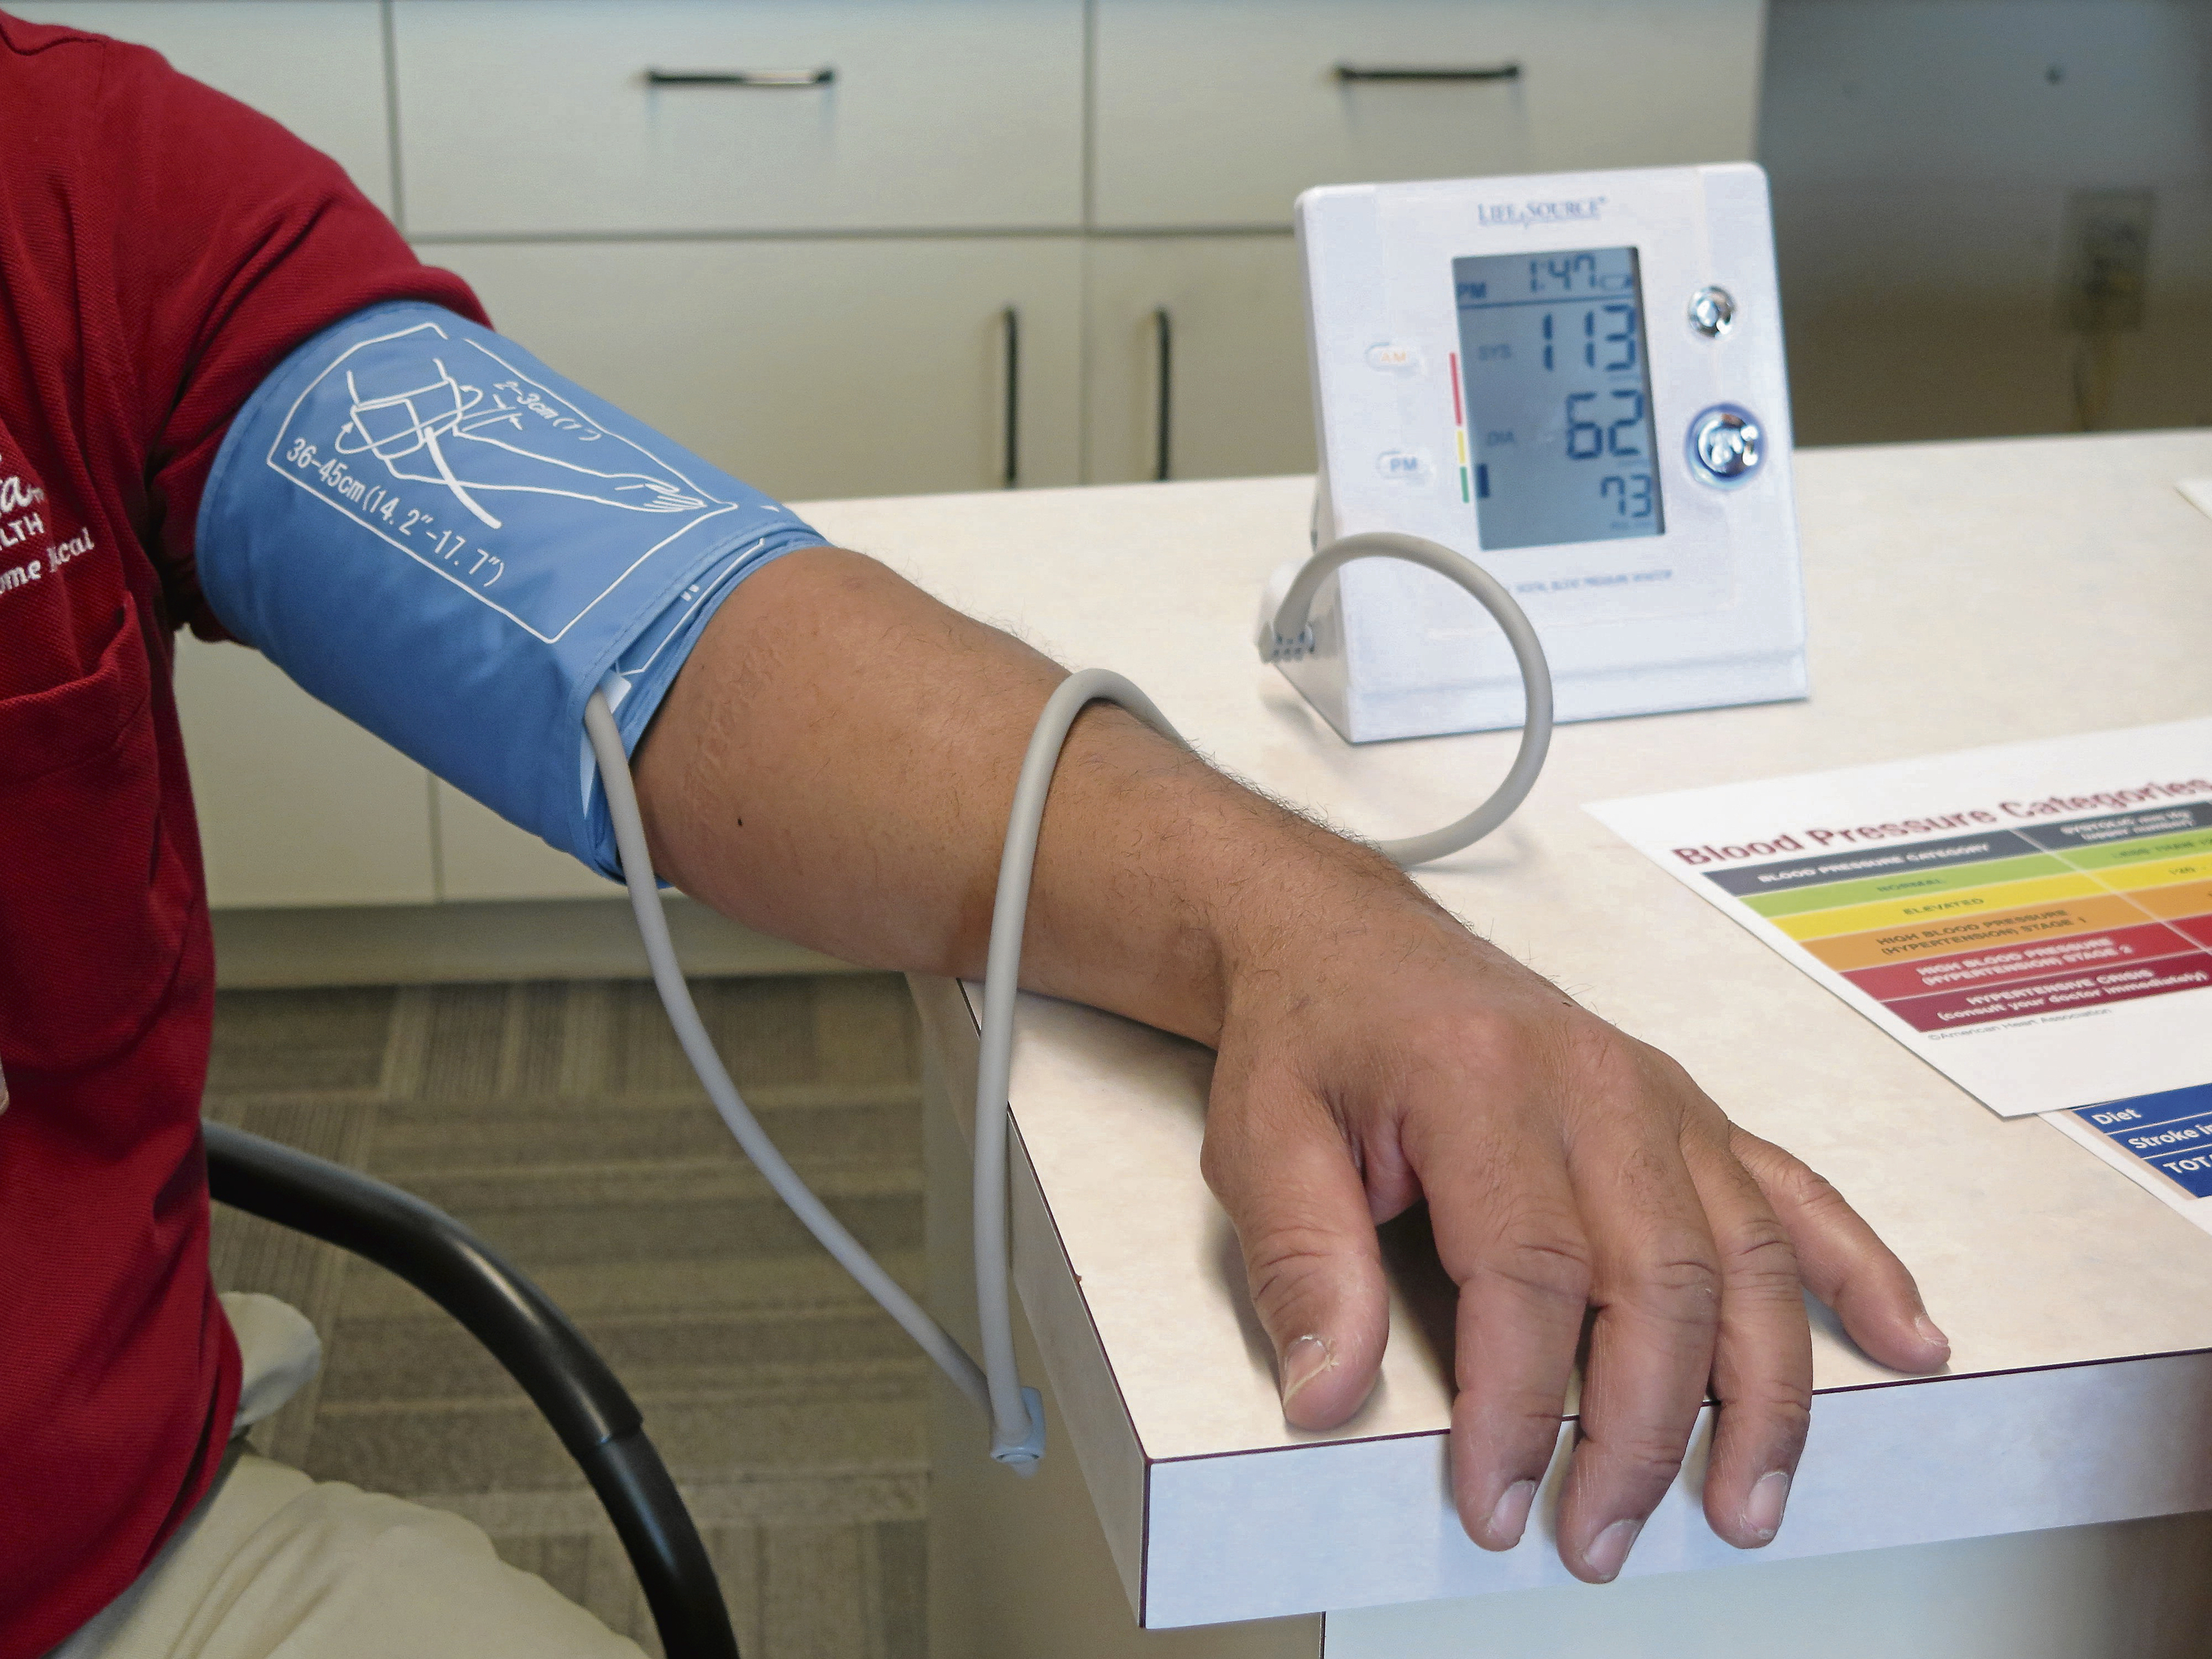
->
xmin=1583 ymin=1517 xmax=1642 ymax=1582
xmin=1279 ymin=1334 xmax=1332 ymax=1411
xmin=1743 ymin=1469 xmax=1791 ymax=1543
xmin=1915 ymin=1314 xmax=1951 ymax=1356
xmin=1484 ymin=1479 xmax=1537 ymax=1547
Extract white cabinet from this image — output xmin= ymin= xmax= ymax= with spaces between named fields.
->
xmin=1080 ymin=237 xmax=1316 ymax=485
xmin=428 ymin=237 xmax=1084 ymax=502
xmin=63 ymin=0 xmax=1768 ymax=910
xmin=1091 ymin=0 xmax=1766 ymax=229
xmin=392 ymin=0 xmax=1085 ymax=236
xmin=8 ymin=1 xmax=396 ymax=215
xmin=173 ymin=637 xmax=437 ymax=909
xmin=435 ymin=782 xmax=616 ymax=902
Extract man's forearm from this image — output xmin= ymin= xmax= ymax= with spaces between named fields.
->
xmin=630 ymin=541 xmax=1945 ymax=1584
xmin=632 ymin=543 xmax=1419 ymax=1044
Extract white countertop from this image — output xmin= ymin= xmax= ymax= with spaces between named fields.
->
xmin=798 ymin=430 xmax=2212 ymax=1625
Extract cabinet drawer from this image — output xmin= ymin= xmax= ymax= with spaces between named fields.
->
xmin=1093 ymin=0 xmax=1765 ymax=229
xmin=11 ymin=1 xmax=395 ymax=214
xmin=395 ymin=0 xmax=1084 ymax=236
xmin=428 ymin=237 xmax=1082 ymax=502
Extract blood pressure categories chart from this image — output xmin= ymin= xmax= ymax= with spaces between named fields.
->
xmin=1590 ymin=718 xmax=2212 ymax=1123
xmin=1708 ymin=806 xmax=2212 ymax=1035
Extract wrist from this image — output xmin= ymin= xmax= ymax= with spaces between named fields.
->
xmin=1200 ymin=821 xmax=1451 ymax=1040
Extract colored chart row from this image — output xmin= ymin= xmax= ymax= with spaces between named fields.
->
xmin=1701 ymin=805 xmax=2212 ymax=1033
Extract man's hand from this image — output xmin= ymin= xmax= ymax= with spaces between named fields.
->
xmin=1200 ymin=881 xmax=1948 ymax=1582
xmin=633 ymin=546 xmax=1947 ymax=1582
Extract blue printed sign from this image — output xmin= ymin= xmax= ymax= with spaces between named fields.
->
xmin=2075 ymin=1083 xmax=2212 ymax=1198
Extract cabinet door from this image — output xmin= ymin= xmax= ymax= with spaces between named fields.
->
xmin=174 ymin=639 xmax=437 ymax=909
xmin=1082 ymin=237 xmax=1316 ymax=486
xmin=427 ymin=237 xmax=1083 ymax=504
xmin=1093 ymin=0 xmax=1765 ymax=230
xmin=394 ymin=0 xmax=1083 ymax=236
xmin=10 ymin=1 xmax=396 ymax=215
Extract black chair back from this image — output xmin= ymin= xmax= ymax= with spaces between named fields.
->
xmin=205 ymin=1120 xmax=739 ymax=1659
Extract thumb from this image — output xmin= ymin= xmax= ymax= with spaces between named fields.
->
xmin=1201 ymin=1073 xmax=1390 ymax=1430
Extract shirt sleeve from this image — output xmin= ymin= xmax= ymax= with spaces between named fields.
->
xmin=81 ymin=36 xmax=487 ymax=637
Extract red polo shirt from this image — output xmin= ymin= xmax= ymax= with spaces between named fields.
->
xmin=0 ymin=17 xmax=482 ymax=1653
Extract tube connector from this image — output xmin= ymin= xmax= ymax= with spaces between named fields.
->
xmin=1254 ymin=555 xmax=1318 ymax=662
xmin=991 ymin=1386 xmax=1047 ymax=1474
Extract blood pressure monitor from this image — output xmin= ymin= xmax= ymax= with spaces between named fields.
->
xmin=1283 ymin=162 xmax=1806 ymax=740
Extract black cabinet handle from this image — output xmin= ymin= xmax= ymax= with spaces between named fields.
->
xmin=1152 ymin=307 xmax=1173 ymax=484
xmin=1334 ymin=62 xmax=1521 ymax=83
xmin=645 ymin=67 xmax=835 ymax=88
xmin=1001 ymin=306 xmax=1020 ymax=490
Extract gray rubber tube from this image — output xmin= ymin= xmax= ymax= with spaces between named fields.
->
xmin=1270 ymin=531 xmax=1554 ymax=869
xmin=583 ymin=693 xmax=995 ymax=1423
xmin=971 ymin=671 xmax=1185 ymax=1462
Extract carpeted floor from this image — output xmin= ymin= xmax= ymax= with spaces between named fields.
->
xmin=202 ymin=974 xmax=928 ymax=1659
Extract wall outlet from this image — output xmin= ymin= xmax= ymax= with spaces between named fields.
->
xmin=2059 ymin=189 xmax=2154 ymax=333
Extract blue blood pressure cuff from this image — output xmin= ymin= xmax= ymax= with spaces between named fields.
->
xmin=198 ymin=302 xmax=827 ymax=877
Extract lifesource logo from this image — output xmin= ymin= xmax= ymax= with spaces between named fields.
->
xmin=1476 ymin=197 xmax=1607 ymax=226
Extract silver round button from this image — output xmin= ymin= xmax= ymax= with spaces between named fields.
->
xmin=1688 ymin=285 xmax=1737 ymax=338
xmin=1689 ymin=405 xmax=1763 ymax=484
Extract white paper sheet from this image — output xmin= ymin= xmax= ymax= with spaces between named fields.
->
xmin=1588 ymin=718 xmax=2212 ymax=1119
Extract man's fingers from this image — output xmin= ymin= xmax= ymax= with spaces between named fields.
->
xmin=1427 ymin=1128 xmax=1590 ymax=1554
xmin=1682 ymin=1132 xmax=1813 ymax=1550
xmin=1555 ymin=1134 xmax=1722 ymax=1584
xmin=1201 ymin=1076 xmax=1389 ymax=1430
xmin=1731 ymin=1129 xmax=1951 ymax=1374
